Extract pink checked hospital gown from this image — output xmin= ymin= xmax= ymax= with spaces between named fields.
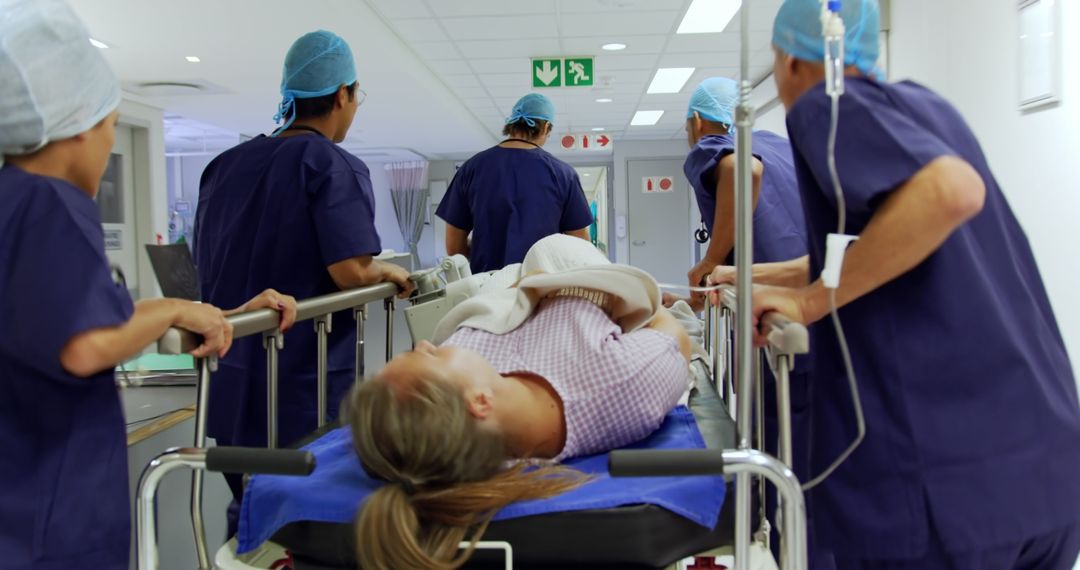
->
xmin=443 ymin=297 xmax=689 ymax=461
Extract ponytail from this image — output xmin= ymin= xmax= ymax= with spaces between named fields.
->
xmin=346 ymin=375 xmax=588 ymax=569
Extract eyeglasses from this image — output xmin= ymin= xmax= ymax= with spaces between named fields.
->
xmin=356 ymin=88 xmax=367 ymax=107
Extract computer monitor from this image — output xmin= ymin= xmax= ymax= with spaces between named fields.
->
xmin=144 ymin=244 xmax=201 ymax=301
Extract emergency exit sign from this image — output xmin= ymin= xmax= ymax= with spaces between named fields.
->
xmin=532 ymin=57 xmax=594 ymax=88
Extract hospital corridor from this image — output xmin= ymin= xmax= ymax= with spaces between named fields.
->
xmin=2 ymin=0 xmax=1080 ymax=569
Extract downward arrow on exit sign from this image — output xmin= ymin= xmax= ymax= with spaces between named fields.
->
xmin=533 ymin=59 xmax=561 ymax=87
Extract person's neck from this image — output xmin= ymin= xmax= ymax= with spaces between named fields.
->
xmin=700 ymin=124 xmax=731 ymax=140
xmin=500 ymin=136 xmax=542 ymax=149
xmin=498 ymin=374 xmax=565 ymax=459
xmin=281 ymin=118 xmax=336 ymax=141
xmin=5 ymin=147 xmax=89 ymax=196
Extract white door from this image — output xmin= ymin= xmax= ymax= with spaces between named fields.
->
xmin=626 ymin=158 xmax=693 ymax=286
xmin=97 ymin=125 xmax=139 ymax=297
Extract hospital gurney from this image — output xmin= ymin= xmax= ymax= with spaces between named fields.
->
xmin=152 ymin=262 xmax=808 ymax=569
xmin=225 ymin=271 xmax=805 ymax=569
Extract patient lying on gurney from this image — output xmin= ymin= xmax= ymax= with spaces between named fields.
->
xmin=345 ymin=235 xmax=694 ymax=569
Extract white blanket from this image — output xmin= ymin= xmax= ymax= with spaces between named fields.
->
xmin=431 ymin=235 xmax=661 ymax=344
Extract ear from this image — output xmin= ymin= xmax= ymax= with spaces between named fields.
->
xmin=691 ymin=112 xmax=704 ymax=133
xmin=336 ymin=84 xmax=350 ymax=109
xmin=784 ymin=54 xmax=800 ymax=78
xmin=465 ymin=390 xmax=494 ymax=420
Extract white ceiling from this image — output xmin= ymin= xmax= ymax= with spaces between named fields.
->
xmin=69 ymin=0 xmax=781 ymax=161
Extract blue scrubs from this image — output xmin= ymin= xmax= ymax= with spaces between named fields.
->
xmin=0 ymin=166 xmax=134 ymax=570
xmin=435 ymin=145 xmax=593 ymax=273
xmin=787 ymin=78 xmax=1080 ymax=562
xmin=684 ymin=131 xmax=807 ymax=266
xmin=194 ymin=134 xmax=382 ymax=455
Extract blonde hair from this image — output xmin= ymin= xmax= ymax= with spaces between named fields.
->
xmin=345 ymin=375 xmax=587 ymax=569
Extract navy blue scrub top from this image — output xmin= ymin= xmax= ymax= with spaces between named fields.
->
xmin=787 ymin=79 xmax=1080 ymax=559
xmin=194 ymin=134 xmax=382 ymax=449
xmin=683 ymin=131 xmax=807 ymax=266
xmin=0 ymin=166 xmax=135 ymax=570
xmin=435 ymin=145 xmax=593 ymax=273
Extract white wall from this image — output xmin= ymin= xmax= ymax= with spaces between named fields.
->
xmin=890 ymin=0 xmax=1080 ymax=369
xmin=755 ymin=103 xmax=789 ymax=137
xmin=117 ymin=99 xmax=167 ymax=300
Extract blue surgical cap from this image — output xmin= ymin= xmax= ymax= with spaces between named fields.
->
xmin=0 ymin=0 xmax=121 ymax=157
xmin=273 ymin=30 xmax=358 ymax=135
xmin=687 ymin=77 xmax=738 ymax=126
xmin=506 ymin=93 xmax=555 ymax=128
xmin=773 ymin=0 xmax=881 ymax=77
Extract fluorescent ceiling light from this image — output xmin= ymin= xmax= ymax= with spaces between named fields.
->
xmin=602 ymin=43 xmax=627 ymax=51
xmin=185 ymin=56 xmax=201 ymax=63
xmin=595 ymin=97 xmax=613 ymax=103
xmin=591 ymin=127 xmax=605 ymax=131
xmin=583 ymin=173 xmax=592 ymax=176
xmin=647 ymin=68 xmax=695 ymax=94
xmin=89 ymin=37 xmax=109 ymax=49
xmin=677 ymin=0 xmax=742 ymax=34
xmin=630 ymin=110 xmax=664 ymax=126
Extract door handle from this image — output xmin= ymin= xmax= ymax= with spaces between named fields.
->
xmin=632 ymin=240 xmax=646 ymax=246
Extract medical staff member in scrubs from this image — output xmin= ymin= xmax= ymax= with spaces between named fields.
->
xmin=436 ymin=93 xmax=593 ymax=273
xmin=684 ymin=76 xmax=807 ymax=296
xmin=684 ymin=76 xmax=829 ymax=567
xmin=0 ymin=2 xmax=293 ymax=568
xmin=194 ymin=30 xmax=413 ymax=495
xmin=713 ymin=0 xmax=1080 ymax=567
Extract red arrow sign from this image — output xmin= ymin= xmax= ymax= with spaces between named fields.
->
xmin=597 ymin=135 xmax=611 ymax=147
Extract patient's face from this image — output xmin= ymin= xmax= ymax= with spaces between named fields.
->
xmin=377 ymin=341 xmax=498 ymax=396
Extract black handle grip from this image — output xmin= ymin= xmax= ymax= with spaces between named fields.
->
xmin=205 ymin=447 xmax=316 ymax=476
xmin=609 ymin=450 xmax=726 ymax=477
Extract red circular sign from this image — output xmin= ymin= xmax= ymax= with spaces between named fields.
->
xmin=659 ymin=177 xmax=673 ymax=191
xmin=561 ymin=135 xmax=576 ymax=149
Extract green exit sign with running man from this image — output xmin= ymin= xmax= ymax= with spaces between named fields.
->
xmin=532 ymin=57 xmax=594 ymax=88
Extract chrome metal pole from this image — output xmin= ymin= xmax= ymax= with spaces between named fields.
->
xmin=264 ymin=331 xmax=283 ymax=449
xmin=775 ymin=353 xmax=795 ymax=568
xmin=754 ymin=350 xmax=771 ymax=546
xmin=189 ymin=358 xmax=212 ymax=570
xmin=723 ymin=308 xmax=736 ymax=407
xmin=139 ymin=450 xmax=209 ymax=570
xmin=705 ymin=302 xmax=714 ymax=362
xmin=384 ymin=297 xmax=395 ymax=363
xmin=724 ymin=449 xmax=808 ymax=570
xmin=734 ymin=0 xmax=756 ymax=568
xmin=711 ymin=303 xmax=722 ymax=392
xmin=354 ymin=304 xmax=367 ymax=383
xmin=315 ymin=314 xmax=332 ymax=428
xmin=776 ymin=355 xmax=794 ymax=468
